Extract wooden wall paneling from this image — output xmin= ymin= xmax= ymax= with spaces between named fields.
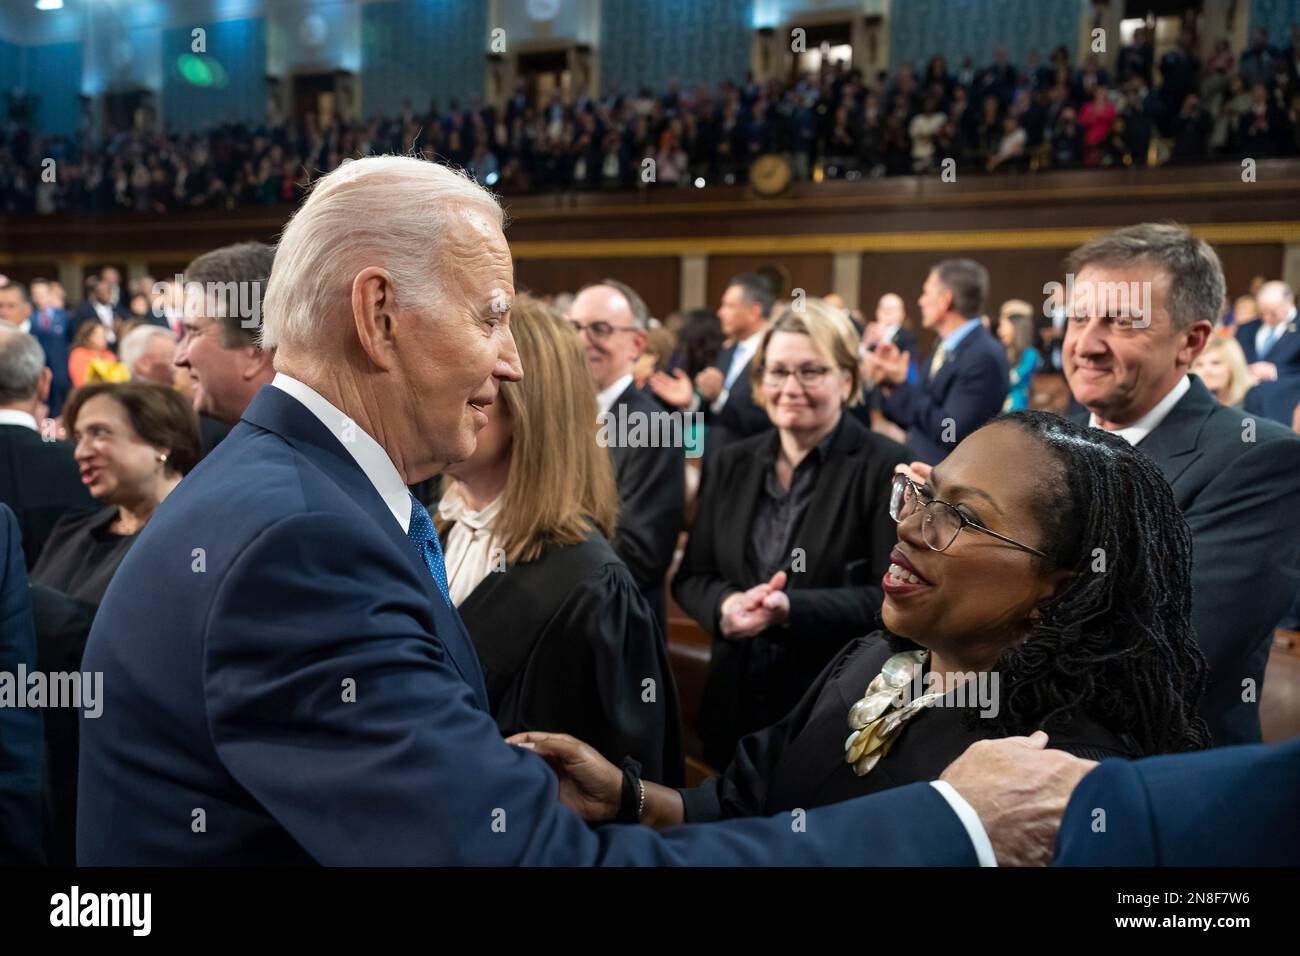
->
xmin=706 ymin=253 xmax=833 ymax=312
xmin=511 ymin=256 xmax=681 ymax=320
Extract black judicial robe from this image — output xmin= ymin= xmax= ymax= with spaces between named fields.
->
xmin=679 ymin=632 xmax=1137 ymax=822
xmin=455 ymin=528 xmax=685 ymax=786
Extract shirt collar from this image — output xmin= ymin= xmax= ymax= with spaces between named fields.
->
xmin=763 ymin=412 xmax=844 ymax=466
xmin=0 ymin=409 xmax=38 ymax=431
xmin=942 ymin=317 xmax=983 ymax=351
xmin=270 ymin=373 xmax=414 ymax=532
xmin=1088 ymin=374 xmax=1190 ymax=446
xmin=595 ymin=372 xmax=635 ymax=416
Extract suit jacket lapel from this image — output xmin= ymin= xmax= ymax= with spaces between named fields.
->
xmin=1135 ymin=376 xmax=1214 ymax=490
xmin=240 ymin=386 xmax=489 ymax=709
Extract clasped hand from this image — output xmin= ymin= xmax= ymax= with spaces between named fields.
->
xmin=719 ymin=570 xmax=789 ymax=640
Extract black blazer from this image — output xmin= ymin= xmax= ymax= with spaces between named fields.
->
xmin=680 ymin=633 xmax=1136 ymax=821
xmin=68 ymin=302 xmax=127 ymax=342
xmin=881 ymin=323 xmax=1009 ymax=465
xmin=673 ymin=412 xmax=909 ymax=768
xmin=607 ymin=382 xmax=685 ymax=626
xmin=703 ymin=343 xmax=772 ymax=462
xmin=0 ymin=424 xmax=96 ymax=567
xmin=455 ymin=528 xmax=685 ymax=785
xmin=31 ymin=506 xmax=137 ymax=607
xmin=1076 ymin=375 xmax=1300 ymax=744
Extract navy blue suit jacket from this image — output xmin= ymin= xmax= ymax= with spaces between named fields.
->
xmin=0 ymin=504 xmax=45 ymax=864
xmin=1238 ymin=317 xmax=1300 ymax=426
xmin=1055 ymin=736 xmax=1300 ymax=865
xmin=77 ymin=385 xmax=977 ymax=865
xmin=881 ymin=324 xmax=1009 ymax=464
xmin=1236 ymin=317 xmax=1300 ymax=373
xmin=31 ymin=308 xmax=73 ymax=417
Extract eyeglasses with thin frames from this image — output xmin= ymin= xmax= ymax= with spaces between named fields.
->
xmin=889 ymin=473 xmax=1047 ymax=556
xmin=568 ymin=318 xmax=641 ymax=342
xmin=761 ymin=364 xmax=833 ymax=388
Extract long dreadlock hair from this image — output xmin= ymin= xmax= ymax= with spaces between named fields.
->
xmin=894 ymin=410 xmax=1210 ymax=755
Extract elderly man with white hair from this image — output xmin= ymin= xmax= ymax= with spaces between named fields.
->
xmin=1236 ymin=281 xmax=1300 ymax=426
xmin=118 ymin=324 xmax=177 ymax=386
xmin=76 ymin=156 xmax=1093 ymax=867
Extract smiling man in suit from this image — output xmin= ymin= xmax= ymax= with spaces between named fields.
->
xmin=568 ymin=279 xmax=684 ymax=629
xmin=1063 ymin=223 xmax=1300 ymax=746
xmin=77 ymin=155 xmax=1094 ymax=867
xmin=867 ymin=259 xmax=1009 ymax=464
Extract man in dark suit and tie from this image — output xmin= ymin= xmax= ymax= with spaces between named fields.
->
xmin=866 ymin=259 xmax=1009 ymax=464
xmin=1063 ymin=224 xmax=1300 ymax=746
xmin=650 ymin=272 xmax=775 ymax=463
xmin=0 ymin=329 xmax=95 ymax=567
xmin=27 ymin=278 xmax=74 ymax=417
xmin=69 ymin=276 xmax=128 ymax=348
xmin=569 ymin=279 xmax=684 ymax=629
xmin=76 ymin=156 xmax=1095 ymax=866
xmin=1237 ymin=280 xmax=1300 ymax=425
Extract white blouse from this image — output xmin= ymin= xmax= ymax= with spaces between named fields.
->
xmin=437 ymin=484 xmax=505 ymax=607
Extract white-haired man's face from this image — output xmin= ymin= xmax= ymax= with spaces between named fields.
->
xmin=396 ymin=210 xmax=522 ymax=472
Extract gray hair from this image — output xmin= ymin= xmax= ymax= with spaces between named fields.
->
xmin=261 ymin=156 xmax=504 ymax=351
xmin=932 ymin=259 xmax=989 ymax=319
xmin=119 ymin=324 xmax=175 ymax=376
xmin=1064 ymin=223 xmax=1225 ymax=332
xmin=1256 ymin=280 xmax=1295 ymax=309
xmin=0 ymin=329 xmax=46 ymax=404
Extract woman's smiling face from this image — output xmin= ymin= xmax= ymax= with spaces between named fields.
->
xmin=882 ymin=423 xmax=1074 ymax=659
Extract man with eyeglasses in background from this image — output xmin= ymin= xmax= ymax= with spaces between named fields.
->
xmin=569 ymin=280 xmax=685 ymax=632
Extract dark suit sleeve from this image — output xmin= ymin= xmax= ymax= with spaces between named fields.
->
xmin=1053 ymin=759 xmax=1154 ymax=865
xmin=679 ymin=640 xmax=861 ymax=822
xmin=0 ymin=505 xmax=46 ymax=865
xmin=612 ymin=439 xmax=684 ymax=593
xmin=671 ymin=458 xmax=736 ymax=641
xmin=202 ymin=512 xmax=976 ymax=865
xmin=1180 ymin=433 xmax=1300 ymax=697
xmin=786 ymin=447 xmax=908 ymax=648
xmin=882 ymin=348 xmax=1008 ymax=449
xmin=1055 ymin=739 xmax=1300 ymax=866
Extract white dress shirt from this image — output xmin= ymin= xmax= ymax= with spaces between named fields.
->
xmin=929 ymin=780 xmax=997 ymax=866
xmin=0 ymin=409 xmax=38 ymax=431
xmin=711 ymin=326 xmax=766 ymax=414
xmin=596 ymin=372 xmax=634 ymax=417
xmin=1088 ymin=374 xmax=1189 ymax=446
xmin=1256 ymin=310 xmax=1295 ymax=359
xmin=437 ymin=484 xmax=505 ymax=606
xmin=270 ymin=373 xmax=414 ymax=532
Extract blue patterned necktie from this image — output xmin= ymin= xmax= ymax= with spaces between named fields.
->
xmin=406 ymin=494 xmax=451 ymax=606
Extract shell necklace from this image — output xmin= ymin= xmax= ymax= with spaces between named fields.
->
xmin=844 ymin=649 xmax=944 ymax=776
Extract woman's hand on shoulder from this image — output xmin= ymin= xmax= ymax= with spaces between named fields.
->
xmin=506 ymin=731 xmax=623 ymax=823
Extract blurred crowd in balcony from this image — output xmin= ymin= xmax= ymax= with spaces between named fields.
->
xmin=2 ymin=23 xmax=1299 ymax=215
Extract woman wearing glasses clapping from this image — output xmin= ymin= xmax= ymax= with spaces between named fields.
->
xmin=510 ymin=412 xmax=1209 ymax=828
xmin=670 ymin=298 xmax=910 ymax=769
